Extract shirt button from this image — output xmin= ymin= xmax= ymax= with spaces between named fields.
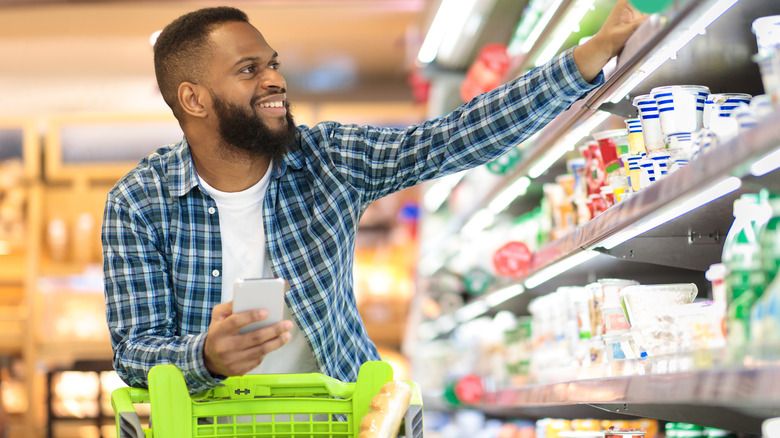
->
xmin=212 ymin=270 xmax=220 ymax=277
xmin=208 ymin=207 xmax=216 ymax=214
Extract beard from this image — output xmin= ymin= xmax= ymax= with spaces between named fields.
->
xmin=211 ymin=92 xmax=297 ymax=160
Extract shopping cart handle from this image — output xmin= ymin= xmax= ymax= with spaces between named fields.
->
xmin=204 ymin=371 xmax=355 ymax=400
xmin=111 ymin=386 xmax=150 ymax=438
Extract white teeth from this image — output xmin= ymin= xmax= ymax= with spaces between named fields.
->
xmin=259 ymin=101 xmax=284 ymax=108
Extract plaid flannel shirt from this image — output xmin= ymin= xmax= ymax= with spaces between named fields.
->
xmin=102 ymin=48 xmax=603 ymax=393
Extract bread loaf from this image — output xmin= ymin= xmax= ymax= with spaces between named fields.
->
xmin=358 ymin=381 xmax=412 ymax=438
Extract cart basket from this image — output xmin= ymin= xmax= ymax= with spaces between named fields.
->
xmin=111 ymin=360 xmax=423 ymax=438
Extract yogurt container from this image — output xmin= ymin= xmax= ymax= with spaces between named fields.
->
xmin=650 ymin=85 xmax=710 ymax=137
xmin=632 ymin=94 xmax=665 ymax=152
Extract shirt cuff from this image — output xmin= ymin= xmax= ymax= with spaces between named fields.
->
xmin=545 ymin=47 xmax=606 ymax=102
xmin=186 ymin=332 xmax=226 ymax=394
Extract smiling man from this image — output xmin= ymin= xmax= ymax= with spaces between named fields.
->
xmin=102 ymin=5 xmax=644 ymax=393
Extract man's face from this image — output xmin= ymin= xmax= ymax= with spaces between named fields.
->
xmin=204 ymin=21 xmax=296 ymax=158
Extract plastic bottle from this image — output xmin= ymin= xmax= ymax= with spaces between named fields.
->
xmin=760 ymin=192 xmax=780 ymax=285
xmin=750 ymin=192 xmax=780 ymax=347
xmin=721 ymin=194 xmax=769 ymax=345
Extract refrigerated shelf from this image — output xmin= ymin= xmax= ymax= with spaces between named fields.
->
xmin=479 ymin=361 xmax=780 ymax=434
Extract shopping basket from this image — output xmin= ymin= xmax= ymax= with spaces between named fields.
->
xmin=111 ymin=360 xmax=423 ymax=437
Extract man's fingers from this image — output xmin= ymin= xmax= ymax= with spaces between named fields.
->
xmin=210 ymin=302 xmax=234 ymax=323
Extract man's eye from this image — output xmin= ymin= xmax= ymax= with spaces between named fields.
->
xmin=269 ymin=61 xmax=281 ymax=70
xmin=241 ymin=65 xmax=256 ymax=74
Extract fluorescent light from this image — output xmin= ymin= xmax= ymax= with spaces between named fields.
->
xmin=455 ymin=300 xmax=489 ymax=322
xmin=485 ymin=284 xmax=525 ymax=307
xmin=750 ymin=147 xmax=780 ymax=177
xmin=608 ymin=0 xmax=739 ymax=104
xmin=599 ymin=176 xmax=742 ymax=250
xmin=488 ymin=177 xmax=531 ymax=214
xmin=528 ymin=110 xmax=610 ymax=178
xmin=524 ymin=250 xmax=600 ymax=289
xmin=534 ymin=0 xmax=596 ymax=67
xmin=417 ymin=0 xmax=480 ymax=64
xmin=0 ymin=241 xmax=10 ymax=255
xmin=461 ymin=208 xmax=495 ymax=236
xmin=423 ymin=171 xmax=467 ymax=212
xmin=513 ymin=0 xmax=566 ymax=55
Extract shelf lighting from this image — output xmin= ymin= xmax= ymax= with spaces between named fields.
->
xmin=510 ymin=0 xmax=566 ymax=55
xmin=417 ymin=0 xmax=481 ymax=64
xmin=598 ymin=176 xmax=743 ymax=250
xmin=455 ymin=299 xmax=489 ymax=322
xmin=488 ymin=176 xmax=531 ymax=214
xmin=528 ymin=110 xmax=610 ymax=179
xmin=607 ymin=0 xmax=739 ymax=104
xmin=461 ymin=208 xmax=495 ymax=236
xmin=524 ymin=249 xmax=600 ymax=289
xmin=750 ymin=147 xmax=780 ymax=177
xmin=485 ymin=284 xmax=525 ymax=307
xmin=0 ymin=241 xmax=9 ymax=255
xmin=423 ymin=170 xmax=467 ymax=212
xmin=533 ymin=0 xmax=596 ymax=67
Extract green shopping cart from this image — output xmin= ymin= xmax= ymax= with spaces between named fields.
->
xmin=111 ymin=361 xmax=423 ymax=437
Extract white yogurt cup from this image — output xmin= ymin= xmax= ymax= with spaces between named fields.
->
xmin=666 ymin=132 xmax=697 ymax=160
xmin=753 ymin=15 xmax=780 ymax=55
xmin=754 ymin=49 xmax=780 ymax=107
xmin=650 ymin=85 xmax=710 ymax=137
xmin=703 ymin=93 xmax=752 ymax=128
xmin=632 ymin=94 xmax=664 ymax=152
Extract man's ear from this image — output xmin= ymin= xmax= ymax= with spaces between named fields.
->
xmin=178 ymin=82 xmax=209 ymax=118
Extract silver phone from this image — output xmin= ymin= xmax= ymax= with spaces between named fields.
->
xmin=233 ymin=278 xmax=286 ymax=334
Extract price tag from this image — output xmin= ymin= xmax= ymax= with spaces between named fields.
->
xmin=493 ymin=241 xmax=532 ymax=278
xmin=454 ymin=374 xmax=484 ymax=404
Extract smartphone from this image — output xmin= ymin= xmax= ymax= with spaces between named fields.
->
xmin=233 ymin=278 xmax=287 ymax=334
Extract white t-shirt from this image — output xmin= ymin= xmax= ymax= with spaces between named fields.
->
xmin=198 ymin=166 xmax=318 ymax=375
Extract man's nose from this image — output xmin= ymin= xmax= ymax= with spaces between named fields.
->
xmin=262 ymin=69 xmax=286 ymax=92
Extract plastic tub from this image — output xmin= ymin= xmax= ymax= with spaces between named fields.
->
xmin=632 ymin=95 xmax=664 ymax=152
xmin=650 ymin=85 xmax=710 ymax=137
xmin=703 ymin=93 xmax=752 ymax=128
xmin=619 ymin=283 xmax=698 ymax=327
xmin=602 ymin=306 xmax=631 ymax=334
xmin=754 ymin=48 xmax=780 ymax=107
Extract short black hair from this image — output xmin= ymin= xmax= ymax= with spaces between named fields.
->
xmin=153 ymin=7 xmax=249 ymax=118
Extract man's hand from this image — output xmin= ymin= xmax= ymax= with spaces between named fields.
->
xmin=573 ymin=0 xmax=647 ymax=82
xmin=203 ymin=301 xmax=293 ymax=376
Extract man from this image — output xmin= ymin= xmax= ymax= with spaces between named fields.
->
xmin=103 ymin=3 xmax=644 ymax=393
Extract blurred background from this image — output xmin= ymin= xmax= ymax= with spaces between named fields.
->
xmin=3 ymin=0 xmax=778 ymax=437
xmin=0 ymin=1 xmax=435 ymax=436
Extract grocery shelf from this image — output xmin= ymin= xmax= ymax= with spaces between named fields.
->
xmin=421 ymin=0 xmax=779 ymax=265
xmin=479 ymin=361 xmax=780 ymax=434
xmin=529 ymin=107 xmax=780 ymax=277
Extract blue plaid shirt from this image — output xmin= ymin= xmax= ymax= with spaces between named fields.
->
xmin=102 ymin=48 xmax=603 ymax=393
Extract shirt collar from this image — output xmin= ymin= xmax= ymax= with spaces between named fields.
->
xmin=169 ymin=131 xmax=305 ymax=197
xmin=169 ymin=137 xmax=199 ymax=198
